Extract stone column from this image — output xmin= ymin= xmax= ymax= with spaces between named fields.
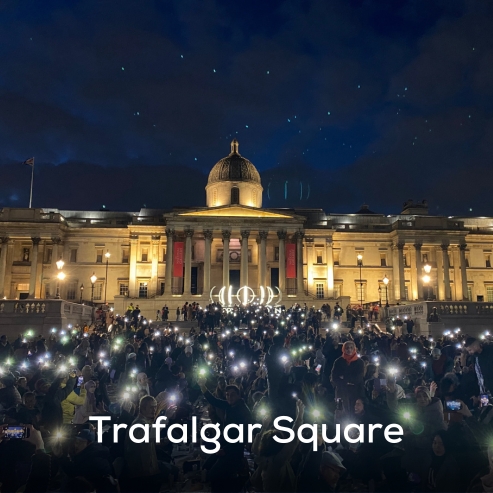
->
xmin=184 ymin=229 xmax=194 ymax=295
xmin=277 ymin=231 xmax=286 ymax=293
xmin=240 ymin=230 xmax=250 ymax=287
xmin=222 ymin=230 xmax=231 ymax=287
xmin=397 ymin=242 xmax=406 ymax=301
xmin=306 ymin=237 xmax=314 ymax=292
xmin=28 ymin=237 xmax=41 ymax=298
xmin=129 ymin=234 xmax=138 ymax=298
xmin=203 ymin=230 xmax=213 ymax=295
xmin=151 ymin=235 xmax=160 ymax=297
xmin=442 ymin=244 xmax=452 ymax=300
xmin=258 ymin=231 xmax=268 ymax=287
xmin=164 ymin=228 xmax=174 ymax=295
xmin=326 ymin=238 xmax=334 ymax=298
xmin=296 ymin=230 xmax=305 ymax=294
xmin=51 ymin=237 xmax=62 ymax=297
xmin=414 ymin=243 xmax=423 ymax=300
xmin=459 ymin=243 xmax=469 ymax=300
xmin=436 ymin=246 xmax=444 ymax=301
xmin=0 ymin=237 xmax=9 ymax=298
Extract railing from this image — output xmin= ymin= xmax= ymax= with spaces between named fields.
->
xmin=0 ymin=299 xmax=93 ymax=318
xmin=388 ymin=301 xmax=493 ymax=319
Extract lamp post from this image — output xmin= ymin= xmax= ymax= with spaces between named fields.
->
xmin=90 ymin=273 xmax=97 ymax=303
xmin=383 ymin=275 xmax=389 ymax=308
xmin=423 ymin=263 xmax=431 ymax=301
xmin=357 ymin=254 xmax=363 ymax=327
xmin=55 ymin=258 xmax=65 ymax=299
xmin=104 ymin=250 xmax=110 ymax=305
xmin=79 ymin=283 xmax=84 ymax=304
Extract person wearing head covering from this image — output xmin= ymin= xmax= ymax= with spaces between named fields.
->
xmin=73 ymin=381 xmax=97 ymax=424
xmin=137 ymin=373 xmax=150 ymax=396
xmin=330 ymin=341 xmax=365 ymax=417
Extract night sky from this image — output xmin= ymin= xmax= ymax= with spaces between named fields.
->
xmin=1 ymin=0 xmax=492 ymax=216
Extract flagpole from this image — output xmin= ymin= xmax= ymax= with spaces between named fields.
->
xmin=29 ymin=158 xmax=34 ymax=208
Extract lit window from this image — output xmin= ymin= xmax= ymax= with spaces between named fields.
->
xmin=487 ymin=286 xmax=493 ymax=303
xmin=139 ymin=282 xmax=148 ymax=298
xmin=93 ymin=283 xmax=103 ymax=300
xmin=316 ymin=283 xmax=324 ymax=299
xmin=119 ymin=283 xmax=129 ymax=296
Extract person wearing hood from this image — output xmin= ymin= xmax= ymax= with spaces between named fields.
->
xmin=330 ymin=341 xmax=365 ymax=417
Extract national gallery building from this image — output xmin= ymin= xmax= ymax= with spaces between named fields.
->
xmin=1 ymin=139 xmax=492 ymax=318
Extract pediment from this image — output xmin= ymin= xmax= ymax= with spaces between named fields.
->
xmin=177 ymin=205 xmax=296 ymax=219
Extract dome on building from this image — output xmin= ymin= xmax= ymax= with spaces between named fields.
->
xmin=208 ymin=139 xmax=261 ymax=185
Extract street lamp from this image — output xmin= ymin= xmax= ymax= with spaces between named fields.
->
xmin=79 ymin=283 xmax=84 ymax=304
xmin=90 ymin=273 xmax=97 ymax=303
xmin=104 ymin=250 xmax=110 ymax=305
xmin=357 ymin=254 xmax=363 ymax=327
xmin=423 ymin=264 xmax=431 ymax=301
xmin=55 ymin=258 xmax=65 ymax=299
xmin=383 ymin=275 xmax=389 ymax=308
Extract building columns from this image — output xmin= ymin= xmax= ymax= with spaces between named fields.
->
xmin=296 ymin=230 xmax=304 ymax=294
xmin=28 ymin=237 xmax=41 ymax=298
xmin=164 ymin=229 xmax=174 ymax=295
xmin=184 ymin=229 xmax=194 ymax=295
xmin=222 ymin=230 xmax=231 ymax=287
xmin=203 ymin=230 xmax=213 ymax=295
xmin=129 ymin=234 xmax=138 ymax=298
xmin=442 ymin=244 xmax=452 ymax=300
xmin=459 ymin=243 xmax=469 ymax=300
xmin=51 ymin=237 xmax=62 ymax=298
xmin=277 ymin=231 xmax=286 ymax=293
xmin=414 ymin=243 xmax=423 ymax=300
xmin=151 ymin=235 xmax=160 ymax=297
xmin=397 ymin=242 xmax=406 ymax=300
xmin=326 ymin=238 xmax=334 ymax=298
xmin=240 ymin=230 xmax=250 ymax=287
xmin=0 ymin=237 xmax=9 ymax=298
xmin=258 ymin=231 xmax=268 ymax=287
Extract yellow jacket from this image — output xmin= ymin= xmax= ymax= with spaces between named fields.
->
xmin=61 ymin=388 xmax=87 ymax=424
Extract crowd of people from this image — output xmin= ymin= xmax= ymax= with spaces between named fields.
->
xmin=1 ymin=302 xmax=493 ymax=492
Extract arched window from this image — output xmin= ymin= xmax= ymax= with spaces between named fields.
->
xmin=213 ymin=189 xmax=218 ymax=206
xmin=231 ymin=187 xmax=240 ymax=205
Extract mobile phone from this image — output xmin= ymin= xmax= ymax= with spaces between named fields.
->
xmin=481 ymin=394 xmax=489 ymax=407
xmin=77 ymin=376 xmax=84 ymax=387
xmin=4 ymin=426 xmax=29 ymax=439
xmin=374 ymin=378 xmax=387 ymax=391
xmin=336 ymin=398 xmax=343 ymax=411
xmin=446 ymin=400 xmax=462 ymax=411
xmin=315 ymin=364 xmax=322 ymax=374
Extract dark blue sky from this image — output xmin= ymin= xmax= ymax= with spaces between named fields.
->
xmin=0 ymin=0 xmax=492 ymax=215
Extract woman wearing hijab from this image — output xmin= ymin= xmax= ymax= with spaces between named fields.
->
xmin=73 ymin=381 xmax=97 ymax=424
xmin=330 ymin=340 xmax=365 ymax=417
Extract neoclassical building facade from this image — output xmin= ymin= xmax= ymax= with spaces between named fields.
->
xmin=0 ymin=139 xmax=492 ymax=317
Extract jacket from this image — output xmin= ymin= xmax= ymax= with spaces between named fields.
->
xmin=124 ymin=415 xmax=159 ymax=478
xmin=61 ymin=388 xmax=87 ymax=424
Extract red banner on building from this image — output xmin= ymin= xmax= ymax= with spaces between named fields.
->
xmin=286 ymin=243 xmax=296 ymax=278
xmin=173 ymin=242 xmax=184 ymax=277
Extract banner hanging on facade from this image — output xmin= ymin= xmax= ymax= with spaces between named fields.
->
xmin=286 ymin=243 xmax=296 ymax=278
xmin=173 ymin=242 xmax=184 ymax=277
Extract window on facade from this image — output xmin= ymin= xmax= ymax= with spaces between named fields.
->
xmin=274 ymin=247 xmax=279 ymax=261
xmin=486 ymin=254 xmax=491 ymax=268
xmin=66 ymin=281 xmax=77 ymax=300
xmin=44 ymin=283 xmax=51 ymax=298
xmin=404 ymin=286 xmax=409 ymax=301
xmin=316 ymin=249 xmax=323 ymax=264
xmin=93 ymin=283 xmax=103 ymax=300
xmin=231 ymin=187 xmax=240 ymax=205
xmin=380 ymin=253 xmax=387 ymax=267
xmin=316 ymin=283 xmax=324 ymax=299
xmin=465 ymin=253 xmax=470 ymax=267
xmin=122 ymin=248 xmax=129 ymax=264
xmin=22 ymin=248 xmax=30 ymax=262
xmin=160 ymin=282 xmax=165 ymax=295
xmin=333 ymin=284 xmax=342 ymax=299
xmin=356 ymin=283 xmax=366 ymax=302
xmin=163 ymin=248 xmax=166 ymax=262
xmin=70 ymin=249 xmax=77 ymax=263
xmin=467 ymin=286 xmax=473 ymax=301
xmin=141 ymin=248 xmax=149 ymax=262
xmin=139 ymin=282 xmax=148 ymax=298
xmin=119 ymin=283 xmax=129 ymax=296
xmin=44 ymin=248 xmax=52 ymax=264
xmin=487 ymin=286 xmax=493 ymax=302
xmin=333 ymin=251 xmax=340 ymax=266
xmin=422 ymin=253 xmax=429 ymax=263
xmin=96 ymin=249 xmax=103 ymax=263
